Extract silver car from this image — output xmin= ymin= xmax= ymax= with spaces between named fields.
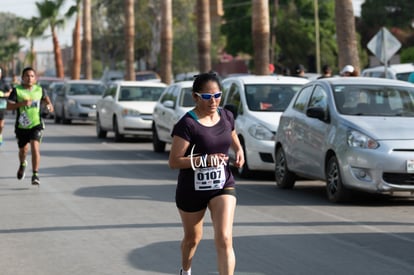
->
xmin=275 ymin=77 xmax=414 ymax=202
xmin=54 ymin=80 xmax=105 ymax=124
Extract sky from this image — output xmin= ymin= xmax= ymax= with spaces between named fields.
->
xmin=1 ymin=0 xmax=365 ymax=52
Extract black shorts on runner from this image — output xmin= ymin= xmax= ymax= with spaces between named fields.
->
xmin=0 ymin=110 xmax=5 ymax=120
xmin=15 ymin=126 xmax=44 ymax=148
xmin=176 ymin=187 xmax=237 ymax=213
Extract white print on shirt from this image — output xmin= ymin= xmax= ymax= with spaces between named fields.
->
xmin=189 ymin=144 xmax=227 ymax=171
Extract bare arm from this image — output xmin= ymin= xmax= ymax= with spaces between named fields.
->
xmin=168 ymin=135 xmax=193 ymax=169
xmin=230 ymin=129 xmax=244 ymax=168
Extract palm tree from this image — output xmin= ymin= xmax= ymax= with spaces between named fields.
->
xmin=83 ymin=0 xmax=92 ymax=79
xmin=196 ymin=0 xmax=211 ymax=73
xmin=252 ymin=0 xmax=270 ymax=75
xmin=335 ymin=0 xmax=360 ymax=72
xmin=67 ymin=0 xmax=82 ymax=79
xmin=124 ymin=0 xmax=135 ymax=81
xmin=35 ymin=0 xmax=66 ymax=78
xmin=23 ymin=16 xmax=48 ymax=68
xmin=160 ymin=0 xmax=173 ymax=84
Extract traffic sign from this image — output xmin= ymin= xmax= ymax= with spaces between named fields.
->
xmin=367 ymin=27 xmax=401 ymax=64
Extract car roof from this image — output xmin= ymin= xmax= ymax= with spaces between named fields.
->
xmin=170 ymin=80 xmax=194 ymax=88
xmin=362 ymin=63 xmax=414 ymax=73
xmin=223 ymin=75 xmax=309 ymax=85
xmin=315 ymin=76 xmax=414 ymax=87
xmin=112 ymin=80 xmax=167 ymax=87
xmin=64 ymin=80 xmax=104 ymax=84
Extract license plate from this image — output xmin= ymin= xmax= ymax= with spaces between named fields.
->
xmin=88 ymin=112 xmax=96 ymax=117
xmin=407 ymin=160 xmax=414 ymax=173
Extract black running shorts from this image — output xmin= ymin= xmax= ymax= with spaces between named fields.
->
xmin=15 ymin=126 xmax=43 ymax=148
xmin=176 ymin=187 xmax=237 ymax=212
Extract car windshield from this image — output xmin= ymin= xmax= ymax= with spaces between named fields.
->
xmin=67 ymin=83 xmax=105 ymax=96
xmin=334 ymin=84 xmax=414 ymax=117
xmin=245 ymin=84 xmax=303 ymax=111
xmin=118 ymin=86 xmax=165 ymax=101
xmin=396 ymin=72 xmax=414 ymax=82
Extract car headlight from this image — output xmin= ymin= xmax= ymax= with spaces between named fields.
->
xmin=347 ymin=130 xmax=379 ymax=149
xmin=248 ymin=124 xmax=275 ymax=141
xmin=122 ymin=109 xmax=141 ymax=117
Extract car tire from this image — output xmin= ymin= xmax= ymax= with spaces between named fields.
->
xmin=113 ymin=116 xmax=124 ymax=142
xmin=54 ymin=111 xmax=61 ymax=124
xmin=237 ymin=142 xmax=252 ymax=178
xmin=152 ymin=125 xmax=166 ymax=153
xmin=62 ymin=109 xmax=71 ymax=124
xmin=275 ymin=146 xmax=296 ymax=188
xmin=326 ymin=155 xmax=351 ymax=203
xmin=96 ymin=114 xmax=107 ymax=138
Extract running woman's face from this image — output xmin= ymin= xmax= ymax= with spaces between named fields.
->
xmin=22 ymin=70 xmax=37 ymax=87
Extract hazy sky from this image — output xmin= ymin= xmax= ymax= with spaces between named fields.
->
xmin=1 ymin=0 xmax=365 ymax=51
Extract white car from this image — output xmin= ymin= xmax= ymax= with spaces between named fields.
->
xmin=96 ymin=81 xmax=166 ymax=141
xmin=221 ymin=75 xmax=309 ymax=177
xmin=152 ymin=81 xmax=194 ymax=152
xmin=361 ymin=63 xmax=414 ymax=82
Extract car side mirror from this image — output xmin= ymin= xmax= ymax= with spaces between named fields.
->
xmin=163 ymin=100 xmax=174 ymax=109
xmin=306 ymin=106 xmax=329 ymax=122
xmin=224 ymin=104 xmax=238 ymax=119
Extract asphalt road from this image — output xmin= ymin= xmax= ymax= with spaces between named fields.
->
xmin=1 ymin=114 xmax=414 ymax=275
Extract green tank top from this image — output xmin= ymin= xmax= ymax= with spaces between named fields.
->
xmin=15 ymin=84 xmax=43 ymax=129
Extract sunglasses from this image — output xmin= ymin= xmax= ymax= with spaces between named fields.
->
xmin=195 ymin=92 xmax=222 ymax=100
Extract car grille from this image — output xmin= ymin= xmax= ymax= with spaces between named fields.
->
xmin=80 ymin=104 xmax=96 ymax=109
xmin=383 ymin=173 xmax=414 ymax=185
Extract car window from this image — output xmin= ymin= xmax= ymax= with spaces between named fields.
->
xmin=293 ymin=86 xmax=313 ymax=112
xmin=119 ymin=86 xmax=164 ymax=101
xmin=103 ymin=86 xmax=116 ymax=98
xmin=226 ymin=84 xmax=241 ymax=113
xmin=179 ymin=87 xmax=194 ymax=107
xmin=334 ymin=84 xmax=414 ymax=116
xmin=308 ymin=85 xmax=328 ymax=110
xmin=67 ymin=83 xmax=104 ymax=95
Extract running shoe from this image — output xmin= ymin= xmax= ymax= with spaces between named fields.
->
xmin=31 ymin=173 xmax=40 ymax=185
xmin=17 ymin=160 xmax=28 ymax=180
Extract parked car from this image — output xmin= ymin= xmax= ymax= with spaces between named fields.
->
xmin=275 ymin=77 xmax=414 ymax=202
xmin=152 ymin=81 xmax=194 ymax=152
xmin=37 ymin=77 xmax=63 ymax=118
xmin=221 ymin=75 xmax=309 ymax=177
xmin=54 ymin=80 xmax=105 ymax=124
xmin=96 ymin=81 xmax=166 ymax=141
xmin=42 ymin=81 xmax=65 ymax=118
xmin=361 ymin=63 xmax=414 ymax=82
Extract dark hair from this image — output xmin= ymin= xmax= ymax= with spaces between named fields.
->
xmin=192 ymin=72 xmax=222 ymax=93
xmin=21 ymin=67 xmax=36 ymax=77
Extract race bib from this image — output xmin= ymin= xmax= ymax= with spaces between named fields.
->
xmin=194 ymin=165 xmax=226 ymax=191
xmin=18 ymin=112 xmax=32 ymax=128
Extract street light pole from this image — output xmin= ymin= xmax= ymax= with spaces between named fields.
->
xmin=314 ymin=0 xmax=321 ymax=74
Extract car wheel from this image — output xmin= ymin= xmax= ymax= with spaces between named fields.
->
xmin=152 ymin=125 xmax=166 ymax=153
xmin=113 ymin=116 xmax=124 ymax=142
xmin=54 ymin=111 xmax=61 ymax=124
xmin=62 ymin=108 xmax=72 ymax=124
xmin=237 ymin=142 xmax=252 ymax=178
xmin=275 ymin=146 xmax=296 ymax=188
xmin=326 ymin=155 xmax=350 ymax=203
xmin=96 ymin=114 xmax=107 ymax=138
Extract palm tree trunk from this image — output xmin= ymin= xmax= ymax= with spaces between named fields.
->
xmin=335 ymin=0 xmax=360 ymax=72
xmin=196 ymin=0 xmax=211 ymax=73
xmin=160 ymin=0 xmax=173 ymax=84
xmin=72 ymin=12 xmax=82 ymax=80
xmin=83 ymin=0 xmax=92 ymax=79
xmin=51 ymin=27 xmax=65 ymax=78
xmin=124 ymin=0 xmax=135 ymax=81
xmin=252 ymin=0 xmax=270 ymax=75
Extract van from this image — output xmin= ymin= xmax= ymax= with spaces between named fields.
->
xmin=361 ymin=63 xmax=414 ymax=82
